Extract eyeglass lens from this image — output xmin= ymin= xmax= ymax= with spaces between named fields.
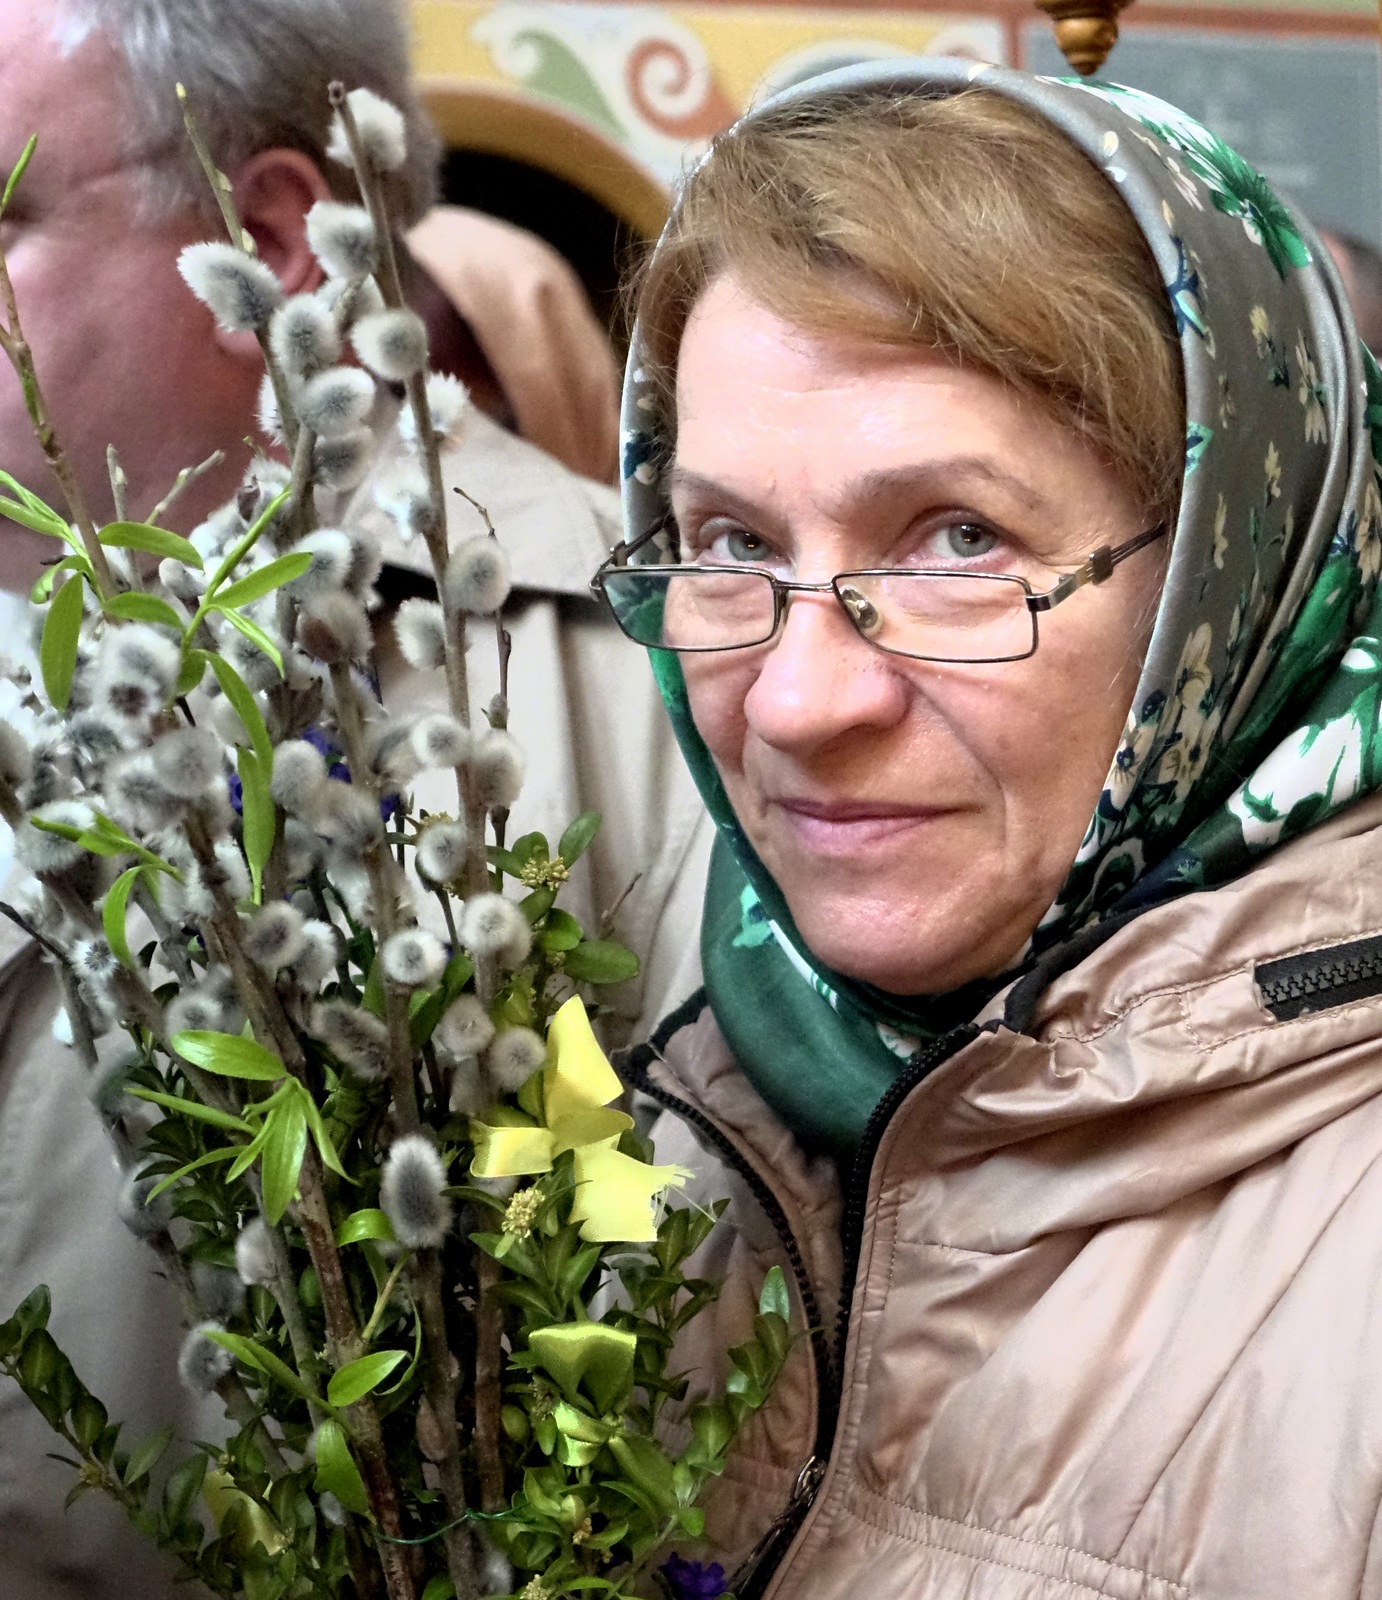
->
xmin=600 ymin=568 xmax=1038 ymax=663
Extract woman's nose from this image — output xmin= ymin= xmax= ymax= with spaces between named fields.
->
xmin=742 ymin=588 xmax=909 ymax=752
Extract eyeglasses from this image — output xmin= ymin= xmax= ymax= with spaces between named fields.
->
xmin=590 ymin=523 xmax=1166 ymax=664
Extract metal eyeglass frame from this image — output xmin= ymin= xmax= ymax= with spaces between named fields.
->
xmin=590 ymin=521 xmax=1167 ymax=664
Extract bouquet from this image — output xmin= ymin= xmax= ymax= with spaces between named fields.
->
xmin=0 ymin=83 xmax=791 ymax=1600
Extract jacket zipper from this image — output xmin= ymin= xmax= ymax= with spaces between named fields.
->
xmin=1255 ymin=933 xmax=1382 ymax=1020
xmin=624 ymin=1021 xmax=979 ymax=1599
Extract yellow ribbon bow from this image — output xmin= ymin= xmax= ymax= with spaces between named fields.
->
xmin=469 ymin=995 xmax=688 ymax=1242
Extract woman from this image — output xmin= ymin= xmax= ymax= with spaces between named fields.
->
xmin=595 ymin=60 xmax=1382 ymax=1600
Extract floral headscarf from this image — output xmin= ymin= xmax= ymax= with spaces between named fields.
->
xmin=619 ymin=60 xmax=1382 ymax=1157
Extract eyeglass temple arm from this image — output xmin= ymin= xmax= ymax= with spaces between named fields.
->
xmin=588 ymin=520 xmax=673 ymax=596
xmin=1027 ymin=523 xmax=1166 ymax=614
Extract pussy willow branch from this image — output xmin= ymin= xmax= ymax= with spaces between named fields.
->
xmin=0 ymin=244 xmax=116 ymax=595
xmin=146 ymin=448 xmax=224 ymax=529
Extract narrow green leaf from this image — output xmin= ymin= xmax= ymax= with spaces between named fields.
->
xmin=123 ymin=1424 xmax=174 ymax=1485
xmin=335 ymin=1209 xmax=395 ymax=1247
xmin=217 ymin=605 xmax=283 ymax=676
xmin=421 ymin=1578 xmax=455 ymax=1600
xmin=296 ymin=1082 xmax=349 ymax=1180
xmin=146 ymin=1144 xmax=239 ymax=1201
xmin=561 ymin=939 xmax=640 ymax=986
xmin=175 ymin=647 xmax=207 ymax=698
xmin=360 ymin=955 xmax=385 ymax=1021
xmin=557 ymin=811 xmax=601 ymax=866
xmin=311 ymin=1419 xmax=368 ymax=1516
xmin=98 ymin=521 xmax=203 ymax=567
xmin=260 ymin=1099 xmax=308 ymax=1224
xmin=101 ymin=867 xmax=141 ymax=971
xmin=237 ymin=747 xmax=273 ymax=904
xmin=170 ymin=1030 xmax=285 ymax=1081
xmin=326 ymin=1350 xmax=406 ymax=1409
xmin=30 ymin=554 xmax=88 ymax=605
xmin=40 ymin=572 xmax=84 ymax=711
xmin=203 ymin=1329 xmax=320 ymax=1408
xmin=758 ymin=1265 xmax=789 ymax=1323
xmin=102 ymin=591 xmax=184 ymax=630
xmin=226 ymin=1119 xmax=273 ymax=1183
xmin=213 ymin=550 xmax=311 ymax=610
xmin=1 ymin=134 xmax=37 ymax=215
xmin=206 ymin=653 xmax=271 ymax=762
xmin=0 ymin=495 xmax=77 ymax=546
xmin=126 ymin=1087 xmax=254 ymax=1135
xmin=205 ymin=486 xmax=291 ymax=597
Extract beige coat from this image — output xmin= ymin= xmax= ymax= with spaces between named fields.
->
xmin=0 ymin=413 xmax=712 ymax=1599
xmin=634 ymin=790 xmax=1382 ymax=1600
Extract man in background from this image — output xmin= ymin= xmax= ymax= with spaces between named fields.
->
xmin=0 ymin=4 xmax=708 ymax=1596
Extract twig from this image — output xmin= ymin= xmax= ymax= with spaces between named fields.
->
xmin=146 ymin=449 xmax=225 ymax=528
xmin=106 ymin=446 xmax=128 ymax=523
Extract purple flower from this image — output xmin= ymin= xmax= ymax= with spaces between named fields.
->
xmin=227 ymin=770 xmax=243 ymax=815
xmin=660 ymin=1555 xmax=727 ymax=1600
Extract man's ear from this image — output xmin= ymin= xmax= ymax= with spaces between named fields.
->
xmin=231 ymin=147 xmax=332 ymax=297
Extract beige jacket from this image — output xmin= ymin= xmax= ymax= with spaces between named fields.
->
xmin=634 ymin=791 xmax=1382 ymax=1600
xmin=0 ymin=414 xmax=712 ymax=1598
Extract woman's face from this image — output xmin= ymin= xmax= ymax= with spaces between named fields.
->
xmin=673 ymin=275 xmax=1167 ymax=995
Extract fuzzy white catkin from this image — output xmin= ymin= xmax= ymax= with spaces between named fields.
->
xmin=486 ymin=1027 xmax=547 ymax=1094
xmin=244 ymin=901 xmax=306 ymax=972
xmin=344 ymin=528 xmax=383 ymax=595
xmin=167 ymin=987 xmax=226 ymax=1036
xmin=305 ymin=200 xmax=378 ymax=281
xmin=443 ymin=536 xmax=511 ymax=616
xmin=470 ymin=729 xmax=525 ymax=810
xmin=192 ymin=1263 xmax=246 ymax=1324
xmin=352 ymin=308 xmax=427 ymax=382
xmin=104 ymin=625 xmax=181 ymax=699
xmin=381 ymin=928 xmax=447 ymax=988
xmin=416 ymin=820 xmax=467 ymax=885
xmin=158 ymin=557 xmax=205 ymax=603
xmin=150 ymin=727 xmax=221 ymax=800
xmin=269 ymin=294 xmax=341 ymax=382
xmin=315 ymin=786 xmax=382 ymax=856
xmin=257 ymin=372 xmax=286 ymax=446
xmin=448 ymin=1056 xmax=484 ymax=1116
xmin=269 ymin=740 xmax=329 ymax=816
xmin=177 ymin=243 xmax=283 ymax=332
xmin=365 ymin=719 xmax=420 ymax=786
xmin=0 ymin=718 xmax=31 ymax=788
xmin=374 ymin=461 xmax=429 ymax=543
xmin=234 ymin=1218 xmax=279 ymax=1287
xmin=380 ymin=1135 xmax=451 ymax=1249
xmin=16 ymin=800 xmax=95 ymax=874
xmin=287 ymin=530 xmax=353 ymax=602
xmin=436 ymin=992 xmax=495 ymax=1057
xmin=297 ymin=592 xmax=371 ymax=665
xmin=313 ymin=428 xmax=373 ymax=493
xmin=223 ymin=627 xmax=287 ymax=693
xmin=460 ymin=893 xmax=530 ymax=960
xmin=295 ymin=366 xmax=375 ymax=439
xmin=178 ymin=1322 xmax=234 ymax=1394
xmin=311 ymin=999 xmax=387 ymax=1078
xmin=117 ymin=1171 xmax=173 ymax=1240
xmin=290 ymin=921 xmax=340 ymax=989
xmin=215 ymin=839 xmax=253 ymax=904
xmin=327 ymin=87 xmax=408 ymax=174
xmin=398 ymin=372 xmax=470 ymax=446
xmin=410 ymin=713 xmax=470 ymax=771
xmin=393 ymin=598 xmax=446 ymax=670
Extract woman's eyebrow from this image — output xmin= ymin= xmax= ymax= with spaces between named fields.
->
xmin=844 ymin=458 xmax=1049 ymax=515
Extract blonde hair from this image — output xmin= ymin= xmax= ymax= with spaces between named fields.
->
xmin=634 ymin=87 xmax=1185 ymax=521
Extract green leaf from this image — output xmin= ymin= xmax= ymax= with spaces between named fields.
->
xmin=175 ymin=647 xmax=207 ymax=698
xmin=421 ymin=1578 xmax=455 ymax=1600
xmin=70 ymin=1393 xmax=108 ymax=1453
xmin=558 ymin=811 xmax=601 ymax=866
xmin=296 ymin=1083 xmax=349 ymax=1181
xmin=146 ymin=1143 xmax=239 ymax=1200
xmin=213 ymin=551 xmax=311 ymax=610
xmin=0 ymin=474 xmax=81 ymax=551
xmin=123 ymin=1424 xmax=174 ymax=1485
xmin=98 ymin=521 xmax=203 ymax=568
xmin=237 ymin=747 xmax=273 ymax=903
xmin=1 ymin=134 xmax=37 ymax=216
xmin=30 ymin=554 xmax=89 ymax=605
xmin=40 ymin=572 xmax=84 ymax=711
xmin=206 ymin=653 xmax=272 ymax=762
xmin=408 ymin=951 xmax=474 ymax=1047
xmin=758 ymin=1265 xmax=789 ymax=1323
xmin=510 ymin=832 xmax=549 ymax=868
xmin=127 ymin=1087 xmax=254 ymax=1135
xmin=218 ymin=606 xmax=283 ymax=676
xmin=102 ymin=867 xmax=141 ymax=971
xmin=260 ymin=1098 xmax=308 ymax=1225
xmin=335 ymin=1209 xmax=396 ymax=1247
xmin=102 ymin=591 xmax=184 ymax=630
xmin=163 ymin=1452 xmax=208 ymax=1528
xmin=312 ymin=1419 xmax=369 ymax=1516
xmin=360 ymin=954 xmax=385 ymax=1021
xmin=171 ymin=1030 xmax=286 ymax=1081
xmin=539 ymin=909 xmax=583 ymax=953
xmin=326 ymin=1350 xmax=406 ymax=1409
xmin=561 ymin=939 xmax=640 ymax=986
xmin=203 ymin=1330 xmax=321 ymax=1408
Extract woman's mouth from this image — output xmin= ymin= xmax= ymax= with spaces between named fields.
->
xmin=769 ymin=797 xmax=958 ymax=855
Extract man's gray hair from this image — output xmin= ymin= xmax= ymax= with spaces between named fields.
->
xmin=56 ymin=0 xmax=440 ymax=226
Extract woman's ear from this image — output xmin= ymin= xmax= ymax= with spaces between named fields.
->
xmin=231 ymin=147 xmax=332 ymax=297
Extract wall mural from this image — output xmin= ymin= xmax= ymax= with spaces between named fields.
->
xmin=411 ymin=0 xmax=1008 ymax=193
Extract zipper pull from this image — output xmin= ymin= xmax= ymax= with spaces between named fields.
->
xmin=728 ymin=1455 xmax=826 ymax=1599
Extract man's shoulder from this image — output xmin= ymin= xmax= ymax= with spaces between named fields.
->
xmin=361 ymin=408 xmax=620 ymax=598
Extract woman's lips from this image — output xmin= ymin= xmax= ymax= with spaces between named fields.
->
xmin=769 ymin=798 xmax=958 ymax=854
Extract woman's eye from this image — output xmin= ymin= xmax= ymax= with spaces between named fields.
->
xmin=939 ymin=522 xmax=1000 ymax=560
xmin=689 ymin=523 xmax=776 ymax=565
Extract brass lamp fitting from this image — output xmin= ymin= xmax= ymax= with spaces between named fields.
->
xmin=1034 ymin=0 xmax=1134 ymax=77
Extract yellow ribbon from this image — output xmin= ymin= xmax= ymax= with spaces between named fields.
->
xmin=470 ymin=995 xmax=688 ymax=1242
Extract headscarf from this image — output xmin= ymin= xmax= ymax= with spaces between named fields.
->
xmin=618 ymin=60 xmax=1382 ymax=1158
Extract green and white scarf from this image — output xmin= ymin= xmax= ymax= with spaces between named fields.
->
xmin=620 ymin=60 xmax=1382 ymax=1157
